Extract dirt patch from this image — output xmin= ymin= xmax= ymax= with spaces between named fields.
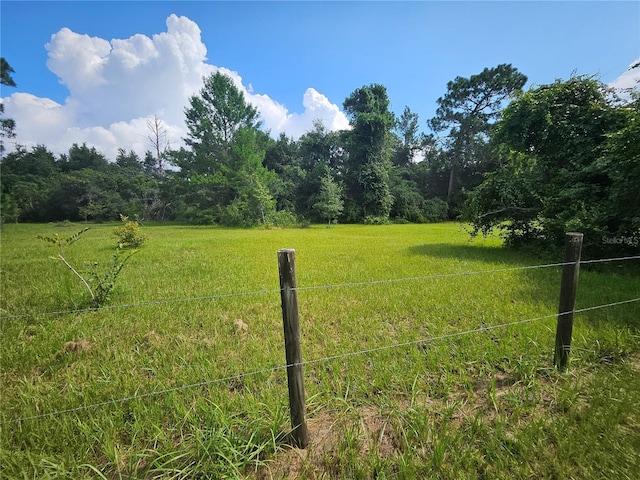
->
xmin=626 ymin=354 xmax=640 ymax=373
xmin=234 ymin=318 xmax=249 ymax=336
xmin=141 ymin=330 xmax=161 ymax=346
xmin=62 ymin=339 xmax=91 ymax=353
xmin=256 ymin=405 xmax=402 ymax=480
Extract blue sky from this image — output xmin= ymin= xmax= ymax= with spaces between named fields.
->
xmin=1 ymin=1 xmax=639 ymax=160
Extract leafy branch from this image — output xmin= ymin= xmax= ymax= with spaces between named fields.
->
xmin=37 ymin=228 xmax=137 ymax=307
xmin=37 ymin=228 xmax=95 ymax=300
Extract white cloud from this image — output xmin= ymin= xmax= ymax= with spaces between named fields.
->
xmin=247 ymin=88 xmax=350 ymax=138
xmin=608 ymin=58 xmax=640 ymax=102
xmin=1 ymin=14 xmax=348 ymax=161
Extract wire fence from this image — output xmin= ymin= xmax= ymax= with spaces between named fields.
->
xmin=2 ymin=254 xmax=639 ymax=321
xmin=1 ymin=251 xmax=639 ymax=425
xmin=3 ymin=295 xmax=639 ymax=425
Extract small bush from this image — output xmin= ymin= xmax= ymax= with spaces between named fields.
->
xmin=38 ymin=228 xmax=136 ymax=307
xmin=268 ymin=210 xmax=299 ymax=228
xmin=423 ymin=198 xmax=449 ymax=222
xmin=113 ymin=215 xmax=147 ymax=248
xmin=85 ymin=246 xmax=137 ymax=307
xmin=364 ymin=215 xmax=390 ymax=225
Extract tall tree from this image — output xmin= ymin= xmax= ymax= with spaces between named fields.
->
xmin=464 ymin=76 xmax=632 ymax=253
xmin=1 ymin=57 xmax=17 ymax=155
xmin=429 ymin=64 xmax=527 ymax=203
xmin=0 ymin=145 xmax=59 ymax=222
xmin=604 ymin=96 xmax=640 ymax=239
xmin=181 ymin=71 xmax=260 ymax=176
xmin=115 ymin=148 xmax=143 ymax=171
xmin=343 ymin=84 xmax=395 ymax=221
xmin=296 ymin=119 xmax=346 ymax=219
xmin=177 ymin=71 xmax=274 ymax=225
xmin=392 ymin=106 xmax=426 ymax=166
xmin=263 ymin=132 xmax=304 ymax=213
xmin=58 ymin=143 xmax=109 ymax=172
xmin=313 ymin=174 xmax=344 ymax=227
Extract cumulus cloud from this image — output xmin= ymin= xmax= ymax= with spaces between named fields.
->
xmin=608 ymin=58 xmax=640 ymax=102
xmin=2 ymin=14 xmax=349 ymax=160
xmin=250 ymin=87 xmax=350 ymax=138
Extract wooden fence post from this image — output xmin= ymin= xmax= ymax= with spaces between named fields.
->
xmin=554 ymin=232 xmax=583 ymax=371
xmin=277 ymin=249 xmax=309 ymax=448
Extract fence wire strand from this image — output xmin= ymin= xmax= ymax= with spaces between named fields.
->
xmin=581 ymin=254 xmax=640 ymax=265
xmin=297 ymin=254 xmax=640 ymax=293
xmin=4 ymin=296 xmax=638 ymax=425
xmin=3 ymin=255 xmax=639 ymax=320
xmin=0 ymin=288 xmax=281 ymax=320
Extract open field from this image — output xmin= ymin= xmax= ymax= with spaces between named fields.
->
xmin=1 ymin=222 xmax=639 ymax=479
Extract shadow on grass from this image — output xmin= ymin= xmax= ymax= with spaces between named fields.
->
xmin=409 ymin=243 xmax=640 ymax=337
xmin=408 ymin=244 xmax=640 ymax=375
xmin=406 ymin=243 xmax=548 ymax=267
xmin=407 ymin=243 xmax=562 ymax=324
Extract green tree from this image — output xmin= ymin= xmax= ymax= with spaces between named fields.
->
xmin=604 ymin=96 xmax=640 ymax=238
xmin=389 ymin=166 xmax=427 ymax=223
xmin=392 ymin=106 xmax=426 ymax=167
xmin=0 ymin=193 xmax=20 ymax=223
xmin=181 ymin=71 xmax=260 ymax=176
xmin=176 ymin=71 xmax=275 ymax=226
xmin=110 ymin=158 xmax=159 ymax=219
xmin=0 ymin=145 xmax=60 ymax=221
xmin=343 ymin=84 xmax=395 ymax=222
xmin=1 ymin=57 xmax=17 ymax=155
xmin=0 ymin=58 xmax=16 ymax=87
xmin=115 ymin=148 xmax=143 ymax=171
xmin=222 ymin=127 xmax=276 ymax=226
xmin=263 ymin=132 xmax=304 ymax=213
xmin=464 ymin=76 xmax=633 ymax=254
xmin=249 ymin=175 xmax=276 ymax=225
xmin=296 ymin=120 xmax=346 ymax=220
xmin=50 ymin=144 xmax=153 ymax=222
xmin=59 ymin=143 xmax=110 ymax=172
xmin=313 ymin=174 xmax=344 ymax=226
xmin=52 ymin=168 xmax=125 ymax=222
xmin=429 ymin=64 xmax=527 ymax=206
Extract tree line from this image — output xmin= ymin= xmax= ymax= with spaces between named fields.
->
xmin=1 ymin=58 xmax=638 ymax=254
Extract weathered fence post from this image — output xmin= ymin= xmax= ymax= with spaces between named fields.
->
xmin=277 ymin=249 xmax=309 ymax=448
xmin=554 ymin=232 xmax=583 ymax=371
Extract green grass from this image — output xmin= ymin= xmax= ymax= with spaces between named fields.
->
xmin=1 ymin=222 xmax=639 ymax=479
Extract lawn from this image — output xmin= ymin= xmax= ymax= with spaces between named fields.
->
xmin=1 ymin=222 xmax=639 ymax=479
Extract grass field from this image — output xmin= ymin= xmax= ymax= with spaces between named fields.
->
xmin=1 ymin=222 xmax=639 ymax=479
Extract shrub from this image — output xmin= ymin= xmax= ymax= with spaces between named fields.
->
xmin=113 ymin=214 xmax=147 ymax=248
xmin=422 ymin=198 xmax=449 ymax=222
xmin=364 ymin=215 xmax=390 ymax=225
xmin=268 ymin=210 xmax=299 ymax=228
xmin=85 ymin=246 xmax=136 ymax=307
xmin=37 ymin=228 xmax=137 ymax=307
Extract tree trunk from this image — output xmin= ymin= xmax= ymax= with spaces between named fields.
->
xmin=447 ymin=163 xmax=455 ymax=203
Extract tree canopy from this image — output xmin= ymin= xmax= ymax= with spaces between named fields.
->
xmin=428 ymin=64 xmax=527 ymax=208
xmin=3 ymin=63 xmax=637 ymax=256
xmin=343 ymin=83 xmax=395 ymax=222
xmin=463 ymin=76 xmax=638 ymax=254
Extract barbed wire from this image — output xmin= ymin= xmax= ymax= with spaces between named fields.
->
xmin=0 ymin=288 xmax=281 ymax=320
xmin=580 ymin=255 xmax=640 ymax=265
xmin=4 ymin=296 xmax=638 ymax=425
xmin=297 ymin=254 xmax=640 ymax=293
xmin=3 ymin=255 xmax=638 ymax=321
xmin=302 ymin=297 xmax=640 ymax=366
